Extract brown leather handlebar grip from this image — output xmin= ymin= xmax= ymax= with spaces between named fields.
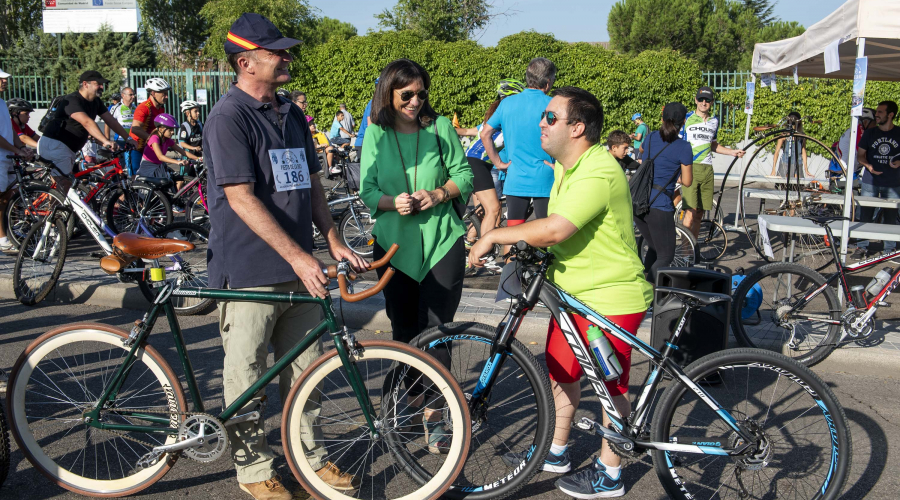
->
xmin=339 ymin=267 xmax=395 ymax=302
xmin=369 ymin=243 xmax=399 ymax=270
xmin=753 ymin=125 xmax=776 ymax=131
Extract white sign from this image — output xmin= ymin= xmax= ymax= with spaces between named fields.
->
xmin=758 ymin=216 xmax=775 ymax=259
xmin=136 ymin=87 xmax=147 ymax=102
xmin=196 ymin=89 xmax=208 ymax=106
xmin=851 ymin=57 xmax=868 ymax=117
xmin=43 ymin=0 xmax=136 ymax=9
xmin=269 ymin=148 xmax=311 ymax=192
xmin=744 ymin=82 xmax=755 ymax=115
xmin=43 ymin=9 xmax=138 ymax=33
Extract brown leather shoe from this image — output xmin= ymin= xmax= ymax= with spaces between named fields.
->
xmin=316 ymin=461 xmax=360 ymax=491
xmin=239 ymin=475 xmax=292 ymax=500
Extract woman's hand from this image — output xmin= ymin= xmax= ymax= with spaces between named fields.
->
xmin=394 ymin=192 xmax=417 ymax=215
xmin=410 ymin=189 xmax=442 ymax=211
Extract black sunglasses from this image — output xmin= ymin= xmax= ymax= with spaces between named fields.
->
xmin=395 ymin=89 xmax=428 ymax=102
xmin=697 ymin=97 xmax=713 ymax=103
xmin=541 ymin=110 xmax=568 ymax=126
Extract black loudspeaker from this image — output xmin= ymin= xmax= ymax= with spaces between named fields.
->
xmin=651 ymin=267 xmax=730 ymax=367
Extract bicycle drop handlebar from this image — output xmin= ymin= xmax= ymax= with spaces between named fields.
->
xmin=324 ymin=243 xmax=399 ymax=303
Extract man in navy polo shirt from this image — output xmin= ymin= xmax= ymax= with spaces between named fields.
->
xmin=204 ymin=13 xmax=366 ymax=499
xmin=479 ymin=57 xmax=556 ymax=226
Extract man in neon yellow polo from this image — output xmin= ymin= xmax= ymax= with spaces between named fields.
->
xmin=469 ymin=86 xmax=652 ymax=498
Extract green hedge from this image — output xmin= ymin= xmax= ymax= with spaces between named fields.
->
xmin=718 ymin=78 xmax=900 ymax=152
xmin=289 ymin=31 xmax=703 ymax=138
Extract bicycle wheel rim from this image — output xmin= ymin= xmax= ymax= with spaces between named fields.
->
xmin=13 ymin=218 xmax=68 ymax=306
xmin=733 ymin=264 xmax=841 ymax=366
xmin=6 ymin=186 xmax=66 ymax=248
xmin=698 ymin=219 xmax=727 ymax=261
xmin=7 ymin=324 xmax=185 ymax=496
xmin=652 ymin=348 xmax=851 ymax=500
xmin=341 ymin=209 xmax=375 ymax=256
xmin=151 ymin=222 xmax=212 ymax=315
xmin=108 ymin=187 xmax=171 ymax=234
xmin=282 ymin=341 xmax=470 ymax=500
xmin=409 ymin=324 xmax=554 ymax=499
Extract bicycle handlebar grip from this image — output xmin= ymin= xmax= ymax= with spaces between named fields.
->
xmin=753 ymin=125 xmax=775 ymax=131
xmin=339 ymin=267 xmax=394 ymax=302
xmin=369 ymin=243 xmax=399 ymax=270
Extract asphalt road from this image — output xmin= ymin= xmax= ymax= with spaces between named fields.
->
xmin=1 ymin=300 xmax=897 ymax=499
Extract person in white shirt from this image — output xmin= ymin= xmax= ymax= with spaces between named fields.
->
xmin=0 ymin=68 xmax=36 ymax=252
xmin=838 ymin=107 xmax=875 ymax=174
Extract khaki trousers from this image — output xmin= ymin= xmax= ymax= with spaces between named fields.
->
xmin=219 ymin=279 xmax=326 ymax=483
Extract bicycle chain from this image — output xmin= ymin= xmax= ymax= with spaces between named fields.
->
xmin=92 ymin=406 xmax=210 ymax=450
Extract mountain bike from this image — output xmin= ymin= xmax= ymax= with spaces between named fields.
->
xmin=4 ymin=155 xmax=72 ymax=249
xmin=5 ymin=240 xmax=472 ymax=499
xmin=410 ymin=241 xmax=851 ymax=499
xmin=13 ymin=164 xmax=211 ymax=315
xmin=732 ymin=214 xmax=900 ymax=366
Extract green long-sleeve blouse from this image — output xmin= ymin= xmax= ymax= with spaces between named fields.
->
xmin=360 ymin=115 xmax=474 ymax=282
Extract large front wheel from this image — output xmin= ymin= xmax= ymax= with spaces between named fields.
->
xmin=13 ymin=216 xmax=69 ymax=305
xmin=651 ymin=348 xmax=851 ymax=500
xmin=6 ymin=323 xmax=187 ymax=497
xmin=282 ymin=340 xmax=471 ymax=500
xmin=408 ymin=322 xmax=555 ymax=499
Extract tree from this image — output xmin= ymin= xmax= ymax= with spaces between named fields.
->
xmin=2 ymin=26 xmax=154 ymax=97
xmin=200 ymin=0 xmax=318 ymax=61
xmin=376 ymin=0 xmax=494 ymax=42
xmin=0 ymin=0 xmax=42 ymax=50
xmin=138 ymin=0 xmax=210 ymax=68
xmin=304 ymin=17 xmax=358 ymax=46
xmin=608 ymin=0 xmax=804 ymax=70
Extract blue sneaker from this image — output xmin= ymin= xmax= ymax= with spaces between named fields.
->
xmin=501 ymin=448 xmax=571 ymax=473
xmin=555 ymin=457 xmax=624 ymax=498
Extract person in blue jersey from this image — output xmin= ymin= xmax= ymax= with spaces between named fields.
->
xmin=353 ymin=77 xmax=378 ymax=155
xmin=480 ymin=58 xmax=556 ymax=226
xmin=455 ymin=79 xmax=525 ymax=244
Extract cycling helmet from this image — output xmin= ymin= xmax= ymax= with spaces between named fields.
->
xmin=144 ymin=77 xmax=171 ymax=92
xmin=111 ymin=92 xmax=122 ymax=102
xmin=496 ymin=79 xmax=525 ymax=98
xmin=631 ymin=112 xmax=642 ymax=121
xmin=153 ymin=113 xmax=178 ymax=129
xmin=7 ymin=98 xmax=34 ymax=114
xmin=180 ymin=100 xmax=201 ymax=113
xmin=306 ymin=115 xmax=314 ymax=123
xmin=276 ymin=88 xmax=291 ymax=100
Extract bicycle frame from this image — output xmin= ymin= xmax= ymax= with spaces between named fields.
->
xmin=75 ymin=156 xmax=126 ymax=206
xmin=470 ymin=256 xmax=755 ymax=458
xmin=784 ymin=223 xmax=900 ymax=326
xmin=82 ymin=283 xmax=380 ymax=437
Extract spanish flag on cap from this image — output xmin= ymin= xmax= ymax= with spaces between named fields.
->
xmin=224 ymin=13 xmax=301 ymax=55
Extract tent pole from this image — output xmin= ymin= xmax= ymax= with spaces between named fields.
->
xmin=840 ymin=38 xmax=865 ymax=268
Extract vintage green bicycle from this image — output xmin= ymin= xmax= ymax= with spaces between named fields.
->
xmin=5 ymin=235 xmax=471 ymax=499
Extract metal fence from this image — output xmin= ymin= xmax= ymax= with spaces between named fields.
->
xmin=0 ymin=58 xmax=75 ymax=108
xmin=127 ymin=68 xmax=235 ymax=122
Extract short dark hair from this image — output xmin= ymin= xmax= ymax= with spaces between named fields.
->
xmin=291 ymin=90 xmax=306 ymax=101
xmin=660 ymin=120 xmax=682 ymax=143
xmin=336 ymin=110 xmax=344 ymax=118
xmin=227 ymin=49 xmax=254 ymax=75
xmin=606 ymin=130 xmax=630 ymax=148
xmin=525 ymin=57 xmax=557 ymax=89
xmin=879 ymin=100 xmax=898 ymax=120
xmin=551 ymin=86 xmax=603 ymax=144
xmin=371 ymin=59 xmax=438 ymax=130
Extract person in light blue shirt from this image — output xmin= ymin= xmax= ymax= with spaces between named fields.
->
xmin=480 ymin=57 xmax=556 ymax=225
xmin=330 ymin=110 xmax=352 ymax=146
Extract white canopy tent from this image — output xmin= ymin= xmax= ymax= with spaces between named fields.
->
xmin=751 ymin=0 xmax=900 ymax=263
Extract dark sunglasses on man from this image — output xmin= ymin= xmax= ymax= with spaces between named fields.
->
xmin=395 ymin=89 xmax=428 ymax=102
xmin=697 ymin=97 xmax=713 ymax=103
xmin=540 ymin=110 xmax=570 ymax=126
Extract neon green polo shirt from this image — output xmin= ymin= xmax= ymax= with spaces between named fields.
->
xmin=547 ymin=144 xmax=653 ymax=315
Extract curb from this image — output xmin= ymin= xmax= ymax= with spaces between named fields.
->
xmin=2 ymin=276 xmax=897 ymax=371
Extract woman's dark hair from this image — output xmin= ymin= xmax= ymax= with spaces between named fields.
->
xmin=483 ymin=98 xmax=501 ymax=123
xmin=371 ymin=59 xmax=438 ymax=129
xmin=785 ymin=111 xmax=804 ymax=134
xmin=606 ymin=130 xmax=630 ymax=148
xmin=659 ymin=119 xmax=682 ymax=142
xmin=551 ymin=86 xmax=603 ymax=144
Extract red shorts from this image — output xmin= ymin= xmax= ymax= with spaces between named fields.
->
xmin=546 ymin=311 xmax=646 ymax=396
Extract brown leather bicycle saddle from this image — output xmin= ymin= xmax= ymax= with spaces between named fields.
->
xmin=113 ymin=233 xmax=194 ymax=259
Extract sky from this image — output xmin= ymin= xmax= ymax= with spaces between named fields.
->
xmin=313 ymin=0 xmax=850 ymax=47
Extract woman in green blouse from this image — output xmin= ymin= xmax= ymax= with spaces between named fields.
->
xmin=360 ymin=58 xmax=473 ymax=453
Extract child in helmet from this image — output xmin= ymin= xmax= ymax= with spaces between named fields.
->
xmin=137 ymin=113 xmax=200 ymax=178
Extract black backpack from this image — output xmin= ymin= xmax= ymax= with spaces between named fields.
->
xmin=38 ymin=95 xmax=67 ymax=133
xmin=628 ymin=136 xmax=680 ymax=217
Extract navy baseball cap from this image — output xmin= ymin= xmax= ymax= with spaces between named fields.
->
xmin=663 ymin=102 xmax=688 ymax=123
xmin=696 ymin=86 xmax=715 ymax=101
xmin=225 ymin=13 xmax=301 ymax=54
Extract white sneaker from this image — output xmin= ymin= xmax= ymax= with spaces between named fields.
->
xmin=0 ymin=241 xmax=15 ymax=254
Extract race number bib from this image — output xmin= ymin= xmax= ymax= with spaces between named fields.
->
xmin=269 ymin=148 xmax=311 ymax=192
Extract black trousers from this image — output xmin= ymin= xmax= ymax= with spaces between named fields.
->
xmin=374 ymin=236 xmax=465 ymax=392
xmin=634 ymin=208 xmax=676 ymax=283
